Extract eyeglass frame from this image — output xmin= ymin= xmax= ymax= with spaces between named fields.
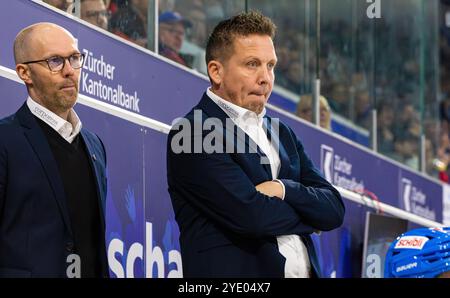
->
xmin=84 ymin=10 xmax=112 ymax=23
xmin=22 ymin=53 xmax=85 ymax=72
xmin=159 ymin=24 xmax=185 ymax=37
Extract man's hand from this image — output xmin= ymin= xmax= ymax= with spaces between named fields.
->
xmin=255 ymin=181 xmax=284 ymax=199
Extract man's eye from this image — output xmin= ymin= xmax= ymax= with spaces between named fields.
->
xmin=247 ymin=61 xmax=257 ymax=67
xmin=48 ymin=56 xmax=63 ymax=65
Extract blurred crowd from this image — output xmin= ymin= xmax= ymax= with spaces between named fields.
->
xmin=436 ymin=1 xmax=450 ymax=182
xmin=42 ymin=0 xmax=450 ymax=182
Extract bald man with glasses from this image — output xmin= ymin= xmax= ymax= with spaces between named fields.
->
xmin=0 ymin=22 xmax=109 ymax=278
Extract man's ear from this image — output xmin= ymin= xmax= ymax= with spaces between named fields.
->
xmin=16 ymin=64 xmax=32 ymax=85
xmin=207 ymin=60 xmax=223 ymax=86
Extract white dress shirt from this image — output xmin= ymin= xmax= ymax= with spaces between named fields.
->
xmin=27 ymin=96 xmax=82 ymax=144
xmin=207 ymin=88 xmax=311 ymax=278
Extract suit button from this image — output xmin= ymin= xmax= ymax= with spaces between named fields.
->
xmin=66 ymin=242 xmax=74 ymax=252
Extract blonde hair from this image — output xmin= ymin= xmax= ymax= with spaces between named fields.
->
xmin=296 ymin=94 xmax=331 ymax=130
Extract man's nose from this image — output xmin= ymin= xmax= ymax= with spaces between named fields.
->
xmin=61 ymin=58 xmax=76 ymax=77
xmin=258 ymin=66 xmax=271 ymax=85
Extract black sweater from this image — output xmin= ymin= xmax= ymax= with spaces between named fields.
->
xmin=37 ymin=118 xmax=103 ymax=278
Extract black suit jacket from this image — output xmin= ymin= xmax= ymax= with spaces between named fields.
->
xmin=167 ymin=93 xmax=345 ymax=277
xmin=0 ymin=103 xmax=108 ymax=277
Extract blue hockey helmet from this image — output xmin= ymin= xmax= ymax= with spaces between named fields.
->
xmin=384 ymin=227 xmax=450 ymax=278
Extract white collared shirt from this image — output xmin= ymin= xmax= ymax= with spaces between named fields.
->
xmin=207 ymin=88 xmax=311 ymax=278
xmin=27 ymin=97 xmax=82 ymax=143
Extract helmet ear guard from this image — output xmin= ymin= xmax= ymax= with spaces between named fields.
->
xmin=384 ymin=227 xmax=450 ymax=278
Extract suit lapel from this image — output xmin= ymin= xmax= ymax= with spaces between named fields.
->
xmin=81 ymin=130 xmax=106 ymax=227
xmin=17 ymin=103 xmax=73 ymax=236
xmin=256 ymin=148 xmax=272 ymax=179
xmin=264 ymin=117 xmax=290 ymax=179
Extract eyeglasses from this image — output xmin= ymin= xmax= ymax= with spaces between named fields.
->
xmin=85 ymin=10 xmax=111 ymax=21
xmin=22 ymin=53 xmax=85 ymax=72
xmin=160 ymin=26 xmax=185 ymax=37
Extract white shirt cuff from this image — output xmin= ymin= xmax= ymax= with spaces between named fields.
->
xmin=273 ymin=179 xmax=285 ymax=200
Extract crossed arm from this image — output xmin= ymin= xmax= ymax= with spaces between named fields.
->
xmin=168 ymin=127 xmax=344 ymax=237
xmin=255 ymin=129 xmax=345 ymax=231
xmin=168 ymin=145 xmax=316 ymax=238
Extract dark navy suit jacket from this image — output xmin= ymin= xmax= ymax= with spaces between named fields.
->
xmin=167 ymin=93 xmax=345 ymax=278
xmin=0 ymin=103 xmax=108 ymax=277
